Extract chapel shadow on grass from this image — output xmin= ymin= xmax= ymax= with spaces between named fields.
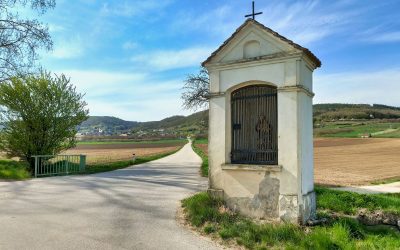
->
xmin=182 ymin=191 xmax=400 ymax=249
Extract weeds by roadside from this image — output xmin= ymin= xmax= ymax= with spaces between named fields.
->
xmin=0 ymin=160 xmax=30 ymax=180
xmin=191 ymin=139 xmax=208 ymax=177
xmin=182 ymin=191 xmax=400 ymax=249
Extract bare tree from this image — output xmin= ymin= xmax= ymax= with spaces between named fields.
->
xmin=181 ymin=67 xmax=210 ymax=110
xmin=0 ymin=0 xmax=55 ymax=81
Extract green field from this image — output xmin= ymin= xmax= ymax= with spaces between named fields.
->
xmin=314 ymin=121 xmax=400 ymax=138
xmin=77 ymin=138 xmax=187 ymax=145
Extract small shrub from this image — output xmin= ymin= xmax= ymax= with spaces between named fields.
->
xmin=0 ymin=160 xmax=30 ymax=180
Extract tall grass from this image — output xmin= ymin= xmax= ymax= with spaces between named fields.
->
xmin=0 ymin=160 xmax=30 ymax=180
xmin=182 ymin=192 xmax=400 ymax=249
xmin=191 ymin=139 xmax=208 ymax=177
xmin=316 ymin=186 xmax=400 ymax=215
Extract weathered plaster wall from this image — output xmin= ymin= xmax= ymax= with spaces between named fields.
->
xmin=206 ymin=22 xmax=317 ymax=224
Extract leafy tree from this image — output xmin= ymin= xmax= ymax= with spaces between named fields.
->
xmin=181 ymin=67 xmax=210 ymax=110
xmin=0 ymin=0 xmax=55 ymax=81
xmin=0 ymin=71 xmax=89 ymax=172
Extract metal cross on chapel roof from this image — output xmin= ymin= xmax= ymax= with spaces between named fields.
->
xmin=245 ymin=1 xmax=263 ymax=20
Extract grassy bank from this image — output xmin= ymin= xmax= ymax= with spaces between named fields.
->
xmin=316 ymin=187 xmax=400 ymax=215
xmin=191 ymin=139 xmax=208 ymax=177
xmin=83 ymin=147 xmax=182 ymax=174
xmin=0 ymin=160 xmax=30 ymax=180
xmin=182 ymin=190 xmax=400 ymax=249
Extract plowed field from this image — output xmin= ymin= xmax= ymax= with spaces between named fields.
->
xmin=196 ymin=138 xmax=400 ymax=186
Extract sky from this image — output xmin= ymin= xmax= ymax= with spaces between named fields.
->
xmin=28 ymin=0 xmax=400 ymax=121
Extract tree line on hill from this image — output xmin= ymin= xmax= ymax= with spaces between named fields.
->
xmin=78 ymin=103 xmax=400 ymax=137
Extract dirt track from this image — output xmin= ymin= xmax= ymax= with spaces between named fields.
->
xmin=197 ymin=138 xmax=400 ymax=186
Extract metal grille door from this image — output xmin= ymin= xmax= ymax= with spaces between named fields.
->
xmin=231 ymin=85 xmax=277 ymax=164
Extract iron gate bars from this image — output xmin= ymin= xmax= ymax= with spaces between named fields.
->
xmin=231 ymin=85 xmax=278 ymax=165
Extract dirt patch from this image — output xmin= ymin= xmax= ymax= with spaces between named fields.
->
xmin=65 ymin=146 xmax=180 ymax=164
xmin=195 ymin=144 xmax=208 ymax=156
xmin=75 ymin=142 xmax=184 ymax=150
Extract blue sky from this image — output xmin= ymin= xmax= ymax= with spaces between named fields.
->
xmin=32 ymin=0 xmax=400 ymax=121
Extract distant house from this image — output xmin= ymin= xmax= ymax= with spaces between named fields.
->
xmin=360 ymin=133 xmax=371 ymax=138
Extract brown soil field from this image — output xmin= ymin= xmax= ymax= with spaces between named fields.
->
xmin=75 ymin=142 xmax=184 ymax=150
xmin=195 ymin=144 xmax=208 ymax=156
xmin=314 ymin=138 xmax=400 ymax=186
xmin=197 ymin=138 xmax=400 ymax=186
xmin=65 ymin=146 xmax=180 ymax=165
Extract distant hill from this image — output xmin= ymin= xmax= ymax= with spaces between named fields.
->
xmin=77 ymin=116 xmax=140 ymax=134
xmin=314 ymin=103 xmax=400 ymax=121
xmin=78 ymin=104 xmax=400 ymax=136
xmin=78 ymin=110 xmax=208 ymax=136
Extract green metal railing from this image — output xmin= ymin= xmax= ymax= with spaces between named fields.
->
xmin=32 ymin=155 xmax=86 ymax=177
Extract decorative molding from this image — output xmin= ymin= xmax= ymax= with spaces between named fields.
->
xmin=208 ymin=92 xmax=226 ymax=98
xmin=277 ymin=85 xmax=315 ymax=97
xmin=221 ymin=163 xmax=282 ymax=172
xmin=206 ymin=51 xmax=302 ymax=71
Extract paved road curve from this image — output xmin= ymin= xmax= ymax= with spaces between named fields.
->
xmin=0 ymin=143 xmax=220 ymax=250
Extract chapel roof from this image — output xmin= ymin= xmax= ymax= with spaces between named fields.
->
xmin=202 ymin=18 xmax=321 ymax=68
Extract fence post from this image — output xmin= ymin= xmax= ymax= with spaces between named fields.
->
xmin=80 ymin=155 xmax=86 ymax=172
xmin=65 ymin=156 xmax=69 ymax=175
xmin=34 ymin=156 xmax=38 ymax=178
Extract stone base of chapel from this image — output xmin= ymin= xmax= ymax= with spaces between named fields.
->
xmin=208 ymin=178 xmax=316 ymax=225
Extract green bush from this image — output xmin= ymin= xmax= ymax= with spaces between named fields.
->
xmin=0 ymin=160 xmax=30 ymax=180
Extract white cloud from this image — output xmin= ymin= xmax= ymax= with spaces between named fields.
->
xmin=131 ymin=47 xmax=212 ymax=71
xmin=55 ymin=69 xmax=188 ymax=121
xmin=48 ymin=24 xmax=65 ymax=32
xmin=314 ymin=68 xmax=400 ymax=106
xmin=100 ymin=0 xmax=173 ymax=18
xmin=51 ymin=37 xmax=84 ymax=59
xmin=359 ymin=29 xmax=400 ymax=43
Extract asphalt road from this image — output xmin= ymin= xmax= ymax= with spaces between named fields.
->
xmin=0 ymin=143 xmax=220 ymax=250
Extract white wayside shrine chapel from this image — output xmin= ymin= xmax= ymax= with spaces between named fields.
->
xmin=202 ymin=19 xmax=321 ymax=224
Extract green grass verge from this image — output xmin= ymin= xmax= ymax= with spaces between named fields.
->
xmin=182 ymin=192 xmax=400 ymax=249
xmin=0 ymin=160 xmax=31 ymax=180
xmin=77 ymin=139 xmax=186 ymax=145
xmin=316 ymin=186 xmax=400 ymax=215
xmin=191 ymin=139 xmax=208 ymax=177
xmin=371 ymin=177 xmax=400 ymax=185
xmin=83 ymin=147 xmax=182 ymax=174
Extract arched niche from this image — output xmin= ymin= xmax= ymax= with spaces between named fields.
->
xmin=243 ymin=40 xmax=261 ymax=59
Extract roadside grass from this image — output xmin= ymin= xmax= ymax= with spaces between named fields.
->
xmin=83 ymin=147 xmax=182 ymax=174
xmin=371 ymin=177 xmax=400 ymax=185
xmin=0 ymin=160 xmax=30 ymax=180
xmin=191 ymin=139 xmax=208 ymax=177
xmin=316 ymin=186 xmax=400 ymax=215
xmin=77 ymin=138 xmax=186 ymax=145
xmin=182 ymin=192 xmax=400 ymax=249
